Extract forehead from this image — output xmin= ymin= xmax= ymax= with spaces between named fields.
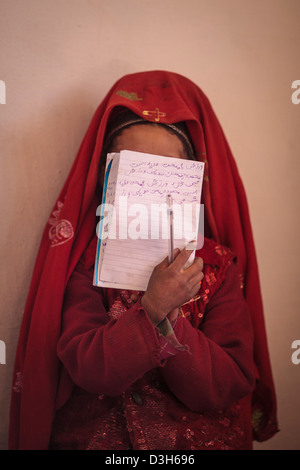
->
xmin=110 ymin=124 xmax=188 ymax=159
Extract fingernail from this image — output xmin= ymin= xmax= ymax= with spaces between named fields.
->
xmin=186 ymin=240 xmax=197 ymax=250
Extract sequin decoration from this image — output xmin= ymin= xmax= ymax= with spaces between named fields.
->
xmin=86 ymin=403 xmax=132 ymax=450
xmin=239 ymin=273 xmax=245 ymax=290
xmin=108 ymin=290 xmax=141 ymax=320
xmin=108 ymin=298 xmax=127 ymax=320
xmin=124 ymin=372 xmax=178 ymax=450
xmin=205 ymin=272 xmax=217 ymax=286
xmin=50 ymin=358 xmax=249 ymax=450
xmin=215 ymin=245 xmax=229 ymax=257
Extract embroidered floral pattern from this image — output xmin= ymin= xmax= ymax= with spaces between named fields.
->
xmin=116 ymin=90 xmax=143 ymax=101
xmin=108 ymin=298 xmax=127 ymax=320
xmin=13 ymin=371 xmax=23 ymax=393
xmin=48 ymin=201 xmax=74 ymax=247
xmin=108 ymin=290 xmax=140 ymax=320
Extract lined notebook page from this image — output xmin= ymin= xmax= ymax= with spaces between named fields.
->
xmin=95 ymin=150 xmax=204 ymax=291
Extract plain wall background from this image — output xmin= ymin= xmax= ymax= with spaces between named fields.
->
xmin=0 ymin=0 xmax=299 ymax=450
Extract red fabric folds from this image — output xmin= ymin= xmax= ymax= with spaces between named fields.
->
xmin=9 ymin=70 xmax=278 ymax=449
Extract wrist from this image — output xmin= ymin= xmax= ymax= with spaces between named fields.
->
xmin=141 ymin=293 xmax=165 ymax=325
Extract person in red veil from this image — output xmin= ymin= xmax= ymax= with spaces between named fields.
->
xmin=9 ymin=70 xmax=278 ymax=450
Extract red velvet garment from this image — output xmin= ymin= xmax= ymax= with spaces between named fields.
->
xmin=50 ymin=237 xmax=254 ymax=450
xmin=9 ymin=71 xmax=278 ymax=449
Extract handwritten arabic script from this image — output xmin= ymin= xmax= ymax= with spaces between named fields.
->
xmin=116 ymin=153 xmax=204 ymax=205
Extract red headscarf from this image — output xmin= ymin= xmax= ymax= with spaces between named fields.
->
xmin=9 ymin=70 xmax=278 ymax=449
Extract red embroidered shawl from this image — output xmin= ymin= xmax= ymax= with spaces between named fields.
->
xmin=9 ymin=70 xmax=278 ymax=449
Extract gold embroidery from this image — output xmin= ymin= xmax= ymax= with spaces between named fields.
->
xmin=142 ymin=108 xmax=166 ymax=122
xmin=181 ymin=295 xmax=201 ymax=306
xmin=116 ymin=90 xmax=143 ymax=101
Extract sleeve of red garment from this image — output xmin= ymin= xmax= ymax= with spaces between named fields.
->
xmin=161 ymin=261 xmax=256 ymax=412
xmin=56 ymin=262 xmax=164 ymax=396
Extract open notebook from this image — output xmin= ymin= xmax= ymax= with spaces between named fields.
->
xmin=93 ymin=150 xmax=205 ymax=291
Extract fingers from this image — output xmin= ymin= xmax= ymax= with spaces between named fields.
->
xmin=171 ymin=249 xmax=204 ymax=298
xmin=172 ymin=246 xmax=195 ymax=269
xmin=154 ymin=247 xmax=203 ymax=288
xmin=189 ymin=269 xmax=204 ymax=289
xmin=172 ymin=247 xmax=203 ymax=273
xmin=155 ymin=248 xmax=181 ymax=271
xmin=185 ymin=256 xmax=204 ymax=277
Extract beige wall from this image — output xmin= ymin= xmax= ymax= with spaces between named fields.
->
xmin=0 ymin=0 xmax=299 ymax=450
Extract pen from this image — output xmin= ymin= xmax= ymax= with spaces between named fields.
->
xmin=167 ymin=194 xmax=174 ymax=264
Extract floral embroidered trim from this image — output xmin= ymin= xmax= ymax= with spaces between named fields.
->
xmin=48 ymin=201 xmax=74 ymax=247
